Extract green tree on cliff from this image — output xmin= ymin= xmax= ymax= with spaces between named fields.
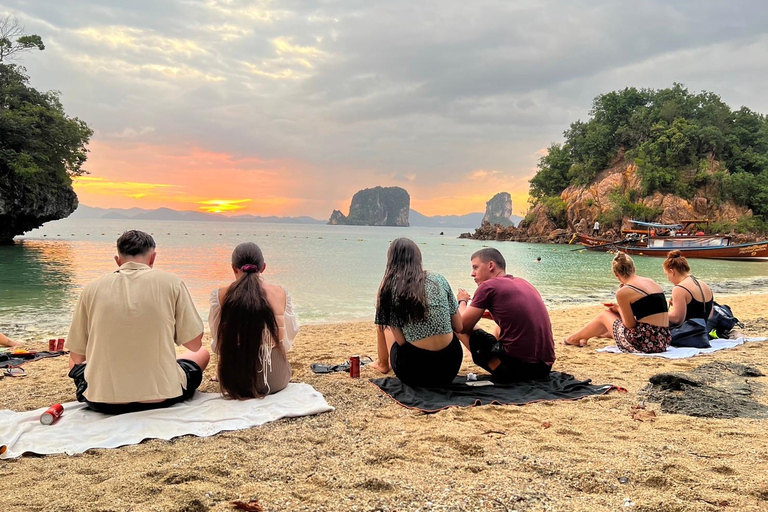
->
xmin=0 ymin=16 xmax=45 ymax=62
xmin=0 ymin=63 xmax=93 ymax=243
xmin=529 ymin=85 xmax=768 ymax=219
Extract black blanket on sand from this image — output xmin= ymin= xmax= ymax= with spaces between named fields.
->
xmin=370 ymin=372 xmax=620 ymax=412
xmin=0 ymin=351 xmax=67 ymax=369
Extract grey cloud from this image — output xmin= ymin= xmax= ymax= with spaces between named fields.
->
xmin=4 ymin=0 xmax=768 ymax=207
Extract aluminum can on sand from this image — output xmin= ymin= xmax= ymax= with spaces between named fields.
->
xmin=56 ymin=338 xmax=65 ymax=351
xmin=349 ymin=355 xmax=360 ymax=378
xmin=40 ymin=404 xmax=64 ymax=425
xmin=48 ymin=339 xmax=56 ymax=352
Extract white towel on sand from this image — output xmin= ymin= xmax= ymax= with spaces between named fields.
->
xmin=0 ymin=383 xmax=333 ymax=459
xmin=596 ymin=336 xmax=767 ymax=358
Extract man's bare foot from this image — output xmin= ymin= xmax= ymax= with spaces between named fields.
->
xmin=563 ymin=336 xmax=588 ymax=347
xmin=370 ymin=360 xmax=390 ymax=374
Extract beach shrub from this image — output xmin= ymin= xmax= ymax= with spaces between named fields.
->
xmin=539 ymin=195 xmax=568 ymax=228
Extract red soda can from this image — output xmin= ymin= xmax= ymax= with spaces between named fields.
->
xmin=48 ymin=338 xmax=57 ymax=352
xmin=56 ymin=338 xmax=65 ymax=352
xmin=349 ymin=355 xmax=360 ymax=378
xmin=40 ymin=404 xmax=64 ymax=425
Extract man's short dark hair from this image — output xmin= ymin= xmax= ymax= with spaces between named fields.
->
xmin=117 ymin=230 xmax=156 ymax=256
xmin=471 ymin=247 xmax=506 ymax=271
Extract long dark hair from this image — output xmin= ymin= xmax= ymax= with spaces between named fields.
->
xmin=376 ymin=238 xmax=428 ymax=327
xmin=217 ymin=242 xmax=279 ymax=399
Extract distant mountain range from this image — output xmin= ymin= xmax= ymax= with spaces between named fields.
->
xmin=70 ymin=205 xmax=518 ymax=228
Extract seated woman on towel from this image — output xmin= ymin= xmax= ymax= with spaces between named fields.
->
xmin=371 ymin=238 xmax=463 ymax=386
xmin=663 ymin=250 xmax=714 ymax=326
xmin=0 ymin=332 xmax=20 ymax=348
xmin=209 ymin=242 xmax=298 ymax=398
xmin=564 ymin=252 xmax=671 ymax=353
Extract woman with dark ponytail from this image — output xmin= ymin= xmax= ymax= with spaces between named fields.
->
xmin=370 ymin=238 xmax=463 ymax=386
xmin=663 ymin=250 xmax=714 ymax=326
xmin=208 ymin=242 xmax=297 ymax=398
xmin=564 ymin=251 xmax=670 ymax=353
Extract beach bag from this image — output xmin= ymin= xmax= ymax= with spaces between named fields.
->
xmin=670 ymin=318 xmax=711 ymax=348
xmin=707 ymin=302 xmax=743 ymax=339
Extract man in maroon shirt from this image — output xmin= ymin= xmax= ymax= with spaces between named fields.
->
xmin=457 ymin=248 xmax=556 ymax=382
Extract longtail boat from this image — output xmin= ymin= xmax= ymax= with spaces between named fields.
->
xmin=576 ymin=221 xmax=768 ymax=261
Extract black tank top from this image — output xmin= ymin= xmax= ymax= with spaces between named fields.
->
xmin=624 ymin=284 xmax=668 ymax=321
xmin=676 ymin=277 xmax=713 ymax=321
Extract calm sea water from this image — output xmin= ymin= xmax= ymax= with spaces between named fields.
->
xmin=2 ymin=218 xmax=768 ymax=341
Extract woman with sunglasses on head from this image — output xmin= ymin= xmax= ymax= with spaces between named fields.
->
xmin=209 ymin=242 xmax=297 ymax=398
xmin=370 ymin=238 xmax=463 ymax=386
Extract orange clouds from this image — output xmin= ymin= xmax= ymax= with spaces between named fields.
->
xmin=76 ymin=140 xmax=305 ymax=215
xmin=408 ymin=168 xmax=534 ymax=216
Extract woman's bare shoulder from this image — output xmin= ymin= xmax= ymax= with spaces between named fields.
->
xmin=263 ymin=282 xmax=287 ymax=310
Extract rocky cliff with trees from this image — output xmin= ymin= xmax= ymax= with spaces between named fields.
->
xmin=0 ymin=18 xmax=91 ymax=244
xmin=466 ymin=85 xmax=768 ymax=243
xmin=328 ymin=186 xmax=410 ymax=226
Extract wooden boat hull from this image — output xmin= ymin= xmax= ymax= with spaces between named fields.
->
xmin=577 ymin=234 xmax=768 ymax=261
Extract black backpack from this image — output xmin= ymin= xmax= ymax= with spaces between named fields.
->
xmin=707 ymin=302 xmax=744 ymax=339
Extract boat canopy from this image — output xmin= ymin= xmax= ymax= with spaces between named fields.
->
xmin=629 ymin=220 xmax=683 ymax=229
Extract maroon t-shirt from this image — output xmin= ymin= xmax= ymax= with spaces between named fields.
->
xmin=471 ymin=275 xmax=556 ymax=366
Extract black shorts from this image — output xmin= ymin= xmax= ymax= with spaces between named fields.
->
xmin=469 ymin=329 xmax=551 ymax=383
xmin=69 ymin=359 xmax=204 ymax=415
xmin=390 ymin=334 xmax=463 ymax=387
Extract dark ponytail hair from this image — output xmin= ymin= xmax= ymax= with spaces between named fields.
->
xmin=217 ymin=242 xmax=279 ymax=399
xmin=375 ymin=238 xmax=428 ymax=327
xmin=663 ymin=249 xmax=691 ymax=274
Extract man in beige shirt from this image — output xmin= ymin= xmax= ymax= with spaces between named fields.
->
xmin=66 ymin=230 xmax=210 ymax=414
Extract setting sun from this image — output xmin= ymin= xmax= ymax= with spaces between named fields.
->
xmin=197 ymin=199 xmax=252 ymax=213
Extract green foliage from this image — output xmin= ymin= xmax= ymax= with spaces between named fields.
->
xmin=0 ymin=16 xmax=45 ymax=62
xmin=538 ymin=195 xmax=568 ymax=228
xmin=530 ymin=143 xmax=571 ymax=199
xmin=0 ymin=64 xmax=92 ymax=184
xmin=709 ymin=217 xmax=768 ymax=236
xmin=528 ymin=84 xmax=768 ymax=225
xmin=600 ymin=186 xmax=662 ymax=225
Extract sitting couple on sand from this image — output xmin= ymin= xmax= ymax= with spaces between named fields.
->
xmin=67 ymin=230 xmax=295 ymax=415
xmin=563 ymin=250 xmax=714 ymax=353
xmin=371 ymin=239 xmax=556 ymax=387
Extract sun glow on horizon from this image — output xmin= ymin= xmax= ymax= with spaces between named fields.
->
xmin=197 ymin=199 xmax=252 ymax=213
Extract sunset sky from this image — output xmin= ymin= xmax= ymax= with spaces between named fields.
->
xmin=4 ymin=1 xmax=768 ymax=218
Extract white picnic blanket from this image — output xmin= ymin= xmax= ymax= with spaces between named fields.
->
xmin=596 ymin=336 xmax=767 ymax=358
xmin=0 ymin=383 xmax=333 ymax=459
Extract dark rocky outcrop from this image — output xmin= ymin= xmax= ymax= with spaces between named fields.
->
xmin=482 ymin=192 xmax=514 ymax=227
xmin=0 ymin=175 xmax=78 ymax=244
xmin=328 ymin=186 xmax=410 ymax=226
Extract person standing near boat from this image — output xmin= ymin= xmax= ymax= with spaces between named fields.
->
xmin=564 ymin=252 xmax=670 ymax=353
xmin=592 ymin=220 xmax=600 ymax=236
xmin=663 ymin=250 xmax=714 ymax=326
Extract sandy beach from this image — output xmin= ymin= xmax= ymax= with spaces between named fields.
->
xmin=2 ymin=293 xmax=767 ymax=512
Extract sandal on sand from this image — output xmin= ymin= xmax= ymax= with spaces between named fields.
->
xmin=3 ymin=367 xmax=26 ymax=377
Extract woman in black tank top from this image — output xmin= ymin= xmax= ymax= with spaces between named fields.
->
xmin=663 ymin=250 xmax=714 ymax=326
xmin=565 ymin=252 xmax=670 ymax=353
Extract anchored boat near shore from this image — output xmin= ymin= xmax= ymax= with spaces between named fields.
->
xmin=577 ymin=221 xmax=768 ymax=261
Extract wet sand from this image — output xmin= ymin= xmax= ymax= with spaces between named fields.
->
xmin=1 ymin=293 xmax=767 ymax=512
